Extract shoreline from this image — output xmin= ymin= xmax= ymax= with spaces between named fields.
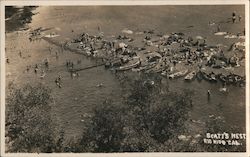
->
xmin=36 ymin=27 xmax=245 ymax=87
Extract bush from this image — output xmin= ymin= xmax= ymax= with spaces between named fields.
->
xmin=77 ymin=100 xmax=126 ymax=152
xmin=77 ymin=73 xmax=193 ymax=152
xmin=5 ymin=83 xmax=63 ymax=152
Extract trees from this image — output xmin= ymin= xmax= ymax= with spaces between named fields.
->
xmin=78 ymin=101 xmax=126 ymax=152
xmin=77 ymin=73 xmax=193 ymax=152
xmin=5 ymin=6 xmax=36 ymax=32
xmin=5 ymin=83 xmax=63 ymax=152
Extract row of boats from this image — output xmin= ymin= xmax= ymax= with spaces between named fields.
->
xmin=105 ymin=56 xmax=245 ymax=86
xmin=164 ymin=69 xmax=245 ymax=86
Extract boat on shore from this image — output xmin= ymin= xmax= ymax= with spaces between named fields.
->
xmin=218 ymin=73 xmax=227 ymax=83
xmin=217 ymin=73 xmax=244 ymax=86
xmin=105 ymin=58 xmax=122 ymax=68
xmin=44 ymin=34 xmax=60 ymax=38
xmin=201 ymin=72 xmax=217 ymax=82
xmin=185 ymin=71 xmax=196 ymax=81
xmin=227 ymin=74 xmax=243 ymax=85
xmin=132 ymin=62 xmax=157 ymax=72
xmin=145 ymin=64 xmax=165 ymax=73
xmin=116 ymin=57 xmax=141 ymax=71
xmin=168 ymin=69 xmax=188 ymax=79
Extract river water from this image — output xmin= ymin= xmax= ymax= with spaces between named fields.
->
xmin=6 ymin=6 xmax=245 ymax=139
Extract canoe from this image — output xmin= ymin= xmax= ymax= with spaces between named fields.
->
xmin=44 ymin=34 xmax=60 ymax=38
xmin=111 ymin=59 xmax=122 ymax=67
xmin=132 ymin=62 xmax=156 ymax=72
xmin=185 ymin=71 xmax=196 ymax=81
xmin=214 ymin=32 xmax=227 ymax=36
xmin=145 ymin=64 xmax=165 ymax=73
xmin=168 ymin=69 xmax=188 ymax=79
xmin=116 ymin=57 xmax=140 ymax=71
xmin=141 ymin=62 xmax=157 ymax=71
xmin=218 ymin=74 xmax=227 ymax=82
xmin=234 ymin=75 xmax=242 ymax=82
xmin=227 ymin=74 xmax=242 ymax=84
xmin=210 ymin=73 xmax=217 ymax=82
xmin=202 ymin=72 xmax=217 ymax=82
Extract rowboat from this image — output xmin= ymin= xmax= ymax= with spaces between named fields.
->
xmin=218 ymin=74 xmax=227 ymax=82
xmin=234 ymin=75 xmax=242 ymax=82
xmin=145 ymin=63 xmax=165 ymax=73
xmin=185 ymin=71 xmax=196 ymax=81
xmin=227 ymin=75 xmax=235 ymax=84
xmin=116 ymin=57 xmax=140 ymax=71
xmin=214 ymin=32 xmax=227 ymax=36
xmin=131 ymin=62 xmax=156 ymax=72
xmin=202 ymin=72 xmax=217 ymax=82
xmin=44 ymin=34 xmax=60 ymax=38
xmin=168 ymin=69 xmax=188 ymax=79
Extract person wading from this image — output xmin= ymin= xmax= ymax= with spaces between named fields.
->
xmin=207 ymin=89 xmax=211 ymax=101
xmin=232 ymin=11 xmax=236 ymax=23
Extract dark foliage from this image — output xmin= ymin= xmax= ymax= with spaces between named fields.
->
xmin=5 ymin=83 xmax=64 ymax=152
xmin=5 ymin=6 xmax=37 ymax=32
xmin=76 ymin=73 xmax=193 ymax=152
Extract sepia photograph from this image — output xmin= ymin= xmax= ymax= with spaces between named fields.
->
xmin=1 ymin=0 xmax=249 ymax=156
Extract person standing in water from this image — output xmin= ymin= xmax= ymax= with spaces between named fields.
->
xmin=6 ymin=58 xmax=9 ymax=64
xmin=19 ymin=51 xmax=22 ymax=58
xmin=217 ymin=24 xmax=221 ymax=32
xmin=44 ymin=58 xmax=49 ymax=70
xmin=232 ymin=11 xmax=236 ymax=23
xmin=238 ymin=15 xmax=242 ymax=22
xmin=49 ymin=47 xmax=52 ymax=54
xmin=207 ymin=90 xmax=211 ymax=100
xmin=34 ymin=64 xmax=38 ymax=74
